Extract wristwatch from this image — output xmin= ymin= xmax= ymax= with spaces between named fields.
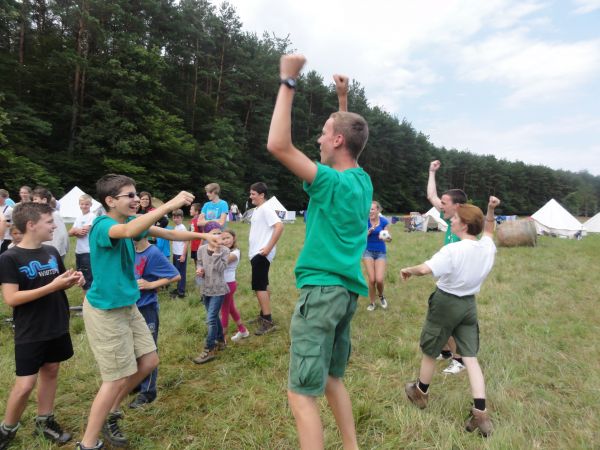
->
xmin=280 ymin=78 xmax=297 ymax=89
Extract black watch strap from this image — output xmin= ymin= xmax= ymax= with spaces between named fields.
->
xmin=280 ymin=78 xmax=297 ymax=89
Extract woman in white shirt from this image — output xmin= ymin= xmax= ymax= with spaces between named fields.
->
xmin=400 ymin=196 xmax=500 ymax=438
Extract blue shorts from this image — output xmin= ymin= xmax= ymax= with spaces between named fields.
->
xmin=362 ymin=249 xmax=386 ymax=261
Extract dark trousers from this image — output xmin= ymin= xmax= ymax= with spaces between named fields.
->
xmin=173 ymin=255 xmax=187 ymax=295
xmin=137 ymin=303 xmax=159 ymax=400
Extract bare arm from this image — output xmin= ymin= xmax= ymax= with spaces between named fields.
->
xmin=109 ymin=191 xmax=194 ymax=239
xmin=137 ymin=274 xmax=180 ymax=291
xmin=148 ymin=226 xmax=219 ymax=245
xmin=333 ymin=74 xmax=349 ymax=112
xmin=427 ymin=160 xmax=443 ymax=210
xmin=2 ymin=270 xmax=83 ymax=307
xmin=400 ymin=263 xmax=432 ymax=281
xmin=266 ymin=54 xmax=318 ymax=184
xmin=483 ymin=196 xmax=501 ymax=238
xmin=259 ymin=222 xmax=284 ymax=256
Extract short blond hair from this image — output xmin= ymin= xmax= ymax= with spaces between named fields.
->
xmin=79 ymin=194 xmax=93 ymax=203
xmin=205 ymin=183 xmax=220 ymax=195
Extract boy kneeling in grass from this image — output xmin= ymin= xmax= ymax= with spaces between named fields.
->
xmin=76 ymin=174 xmax=220 ymax=450
xmin=0 ymin=203 xmax=85 ymax=449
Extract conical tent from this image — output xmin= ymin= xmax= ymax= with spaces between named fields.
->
xmin=531 ymin=198 xmax=584 ymax=239
xmin=583 ymin=212 xmax=600 ymax=233
xmin=58 ymin=186 xmax=103 ymax=223
xmin=264 ymin=196 xmax=296 ymax=222
xmin=423 ymin=207 xmax=448 ymax=232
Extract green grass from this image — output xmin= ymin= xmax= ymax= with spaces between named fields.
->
xmin=1 ymin=222 xmax=599 ymax=449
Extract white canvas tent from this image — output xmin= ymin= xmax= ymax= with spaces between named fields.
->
xmin=264 ymin=196 xmax=296 ymax=222
xmin=58 ymin=186 xmax=102 ymax=223
xmin=531 ymin=198 xmax=584 ymax=239
xmin=583 ymin=212 xmax=600 ymax=233
xmin=423 ymin=207 xmax=448 ymax=232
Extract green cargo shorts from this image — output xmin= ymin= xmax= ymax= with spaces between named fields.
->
xmin=419 ymin=289 xmax=479 ymax=358
xmin=288 ymin=285 xmax=358 ymax=396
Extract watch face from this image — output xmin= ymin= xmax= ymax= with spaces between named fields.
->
xmin=282 ymin=78 xmax=296 ymax=88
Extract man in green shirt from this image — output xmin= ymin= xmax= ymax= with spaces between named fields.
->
xmin=267 ymin=54 xmax=372 ymax=450
xmin=426 ymin=159 xmax=469 ymax=374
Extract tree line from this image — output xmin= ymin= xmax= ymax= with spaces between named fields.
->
xmin=1 ymin=0 xmax=598 ymax=216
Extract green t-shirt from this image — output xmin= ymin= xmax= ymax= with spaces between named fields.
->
xmin=295 ymin=163 xmax=373 ymax=296
xmin=86 ymin=215 xmax=148 ymax=309
xmin=442 ymin=211 xmax=460 ymax=245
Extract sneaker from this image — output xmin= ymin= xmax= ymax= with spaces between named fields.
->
xmin=33 ymin=414 xmax=72 ymax=444
xmin=405 ymin=382 xmax=429 ymax=409
xmin=379 ymin=295 xmax=388 ymax=309
xmin=255 ymin=317 xmax=277 ymax=336
xmin=75 ymin=440 xmax=104 ymax=450
xmin=169 ymin=289 xmax=178 ymax=299
xmin=231 ymin=330 xmax=250 ymax=342
xmin=0 ymin=423 xmax=20 ymax=450
xmin=366 ymin=303 xmax=376 ymax=311
xmin=443 ymin=359 xmax=466 ymax=374
xmin=436 ymin=352 xmax=453 ymax=361
xmin=465 ymin=408 xmax=493 ymax=437
xmin=193 ymin=348 xmax=216 ymax=364
xmin=102 ymin=411 xmax=127 ymax=448
xmin=128 ymin=394 xmax=153 ymax=409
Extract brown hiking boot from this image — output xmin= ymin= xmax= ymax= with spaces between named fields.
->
xmin=255 ymin=317 xmax=277 ymax=336
xmin=216 ymin=340 xmax=227 ymax=351
xmin=405 ymin=382 xmax=428 ymax=409
xmin=465 ymin=408 xmax=493 ymax=437
xmin=192 ymin=348 xmax=216 ymax=364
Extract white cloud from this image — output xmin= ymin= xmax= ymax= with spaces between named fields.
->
xmin=573 ymin=0 xmax=600 ymax=14
xmin=458 ymin=33 xmax=600 ymax=106
xmin=425 ymin=116 xmax=600 ymax=175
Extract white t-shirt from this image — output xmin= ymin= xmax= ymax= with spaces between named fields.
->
xmin=249 ymin=203 xmax=281 ymax=262
xmin=2 ymin=205 xmax=13 ymax=240
xmin=172 ymin=223 xmax=187 ymax=256
xmin=73 ymin=211 xmax=95 ymax=254
xmin=224 ymin=248 xmax=240 ymax=283
xmin=425 ymin=236 xmax=496 ymax=297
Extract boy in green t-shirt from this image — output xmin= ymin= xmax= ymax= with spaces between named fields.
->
xmin=76 ymin=174 xmax=219 ymax=450
xmin=267 ymin=54 xmax=372 ymax=450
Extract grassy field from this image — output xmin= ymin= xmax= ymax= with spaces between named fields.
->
xmin=1 ymin=221 xmax=599 ymax=449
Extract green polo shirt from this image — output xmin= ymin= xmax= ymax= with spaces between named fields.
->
xmin=295 ymin=163 xmax=373 ymax=297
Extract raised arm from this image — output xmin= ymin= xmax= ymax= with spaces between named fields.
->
xmin=483 ymin=196 xmax=501 ymax=238
xmin=333 ymin=74 xmax=349 ymax=112
xmin=427 ymin=160 xmax=443 ymax=211
xmin=149 ymin=226 xmax=221 ymax=247
xmin=109 ymin=191 xmax=194 ymax=239
xmin=266 ymin=54 xmax=317 ymax=184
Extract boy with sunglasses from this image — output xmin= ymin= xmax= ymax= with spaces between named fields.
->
xmin=76 ymin=174 xmax=220 ymax=450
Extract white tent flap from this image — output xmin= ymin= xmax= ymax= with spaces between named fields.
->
xmin=531 ymin=198 xmax=584 ymax=239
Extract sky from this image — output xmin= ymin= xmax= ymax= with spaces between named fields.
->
xmin=216 ymin=0 xmax=600 ymax=176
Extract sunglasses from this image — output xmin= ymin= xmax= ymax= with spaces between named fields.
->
xmin=114 ymin=192 xmax=139 ymax=199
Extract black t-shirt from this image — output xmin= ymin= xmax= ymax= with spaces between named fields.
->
xmin=0 ymin=245 xmax=70 ymax=344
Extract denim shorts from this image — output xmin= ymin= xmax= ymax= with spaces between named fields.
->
xmin=362 ymin=249 xmax=387 ymax=261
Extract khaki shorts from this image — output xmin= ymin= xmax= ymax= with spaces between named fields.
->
xmin=83 ymin=299 xmax=156 ymax=382
xmin=419 ymin=289 xmax=479 ymax=358
xmin=288 ymin=285 xmax=358 ymax=396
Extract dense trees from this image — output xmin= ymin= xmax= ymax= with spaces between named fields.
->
xmin=1 ymin=0 xmax=598 ymax=216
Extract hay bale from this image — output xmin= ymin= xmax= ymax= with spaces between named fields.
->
xmin=497 ymin=220 xmax=537 ymax=247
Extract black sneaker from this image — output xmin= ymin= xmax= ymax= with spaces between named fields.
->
xmin=128 ymin=394 xmax=153 ymax=409
xmin=75 ymin=440 xmax=104 ymax=449
xmin=102 ymin=411 xmax=127 ymax=448
xmin=0 ymin=423 xmax=19 ymax=450
xmin=33 ymin=414 xmax=71 ymax=444
xmin=255 ymin=317 xmax=277 ymax=336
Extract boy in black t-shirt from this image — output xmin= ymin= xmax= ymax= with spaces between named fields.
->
xmin=0 ymin=203 xmax=84 ymax=449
